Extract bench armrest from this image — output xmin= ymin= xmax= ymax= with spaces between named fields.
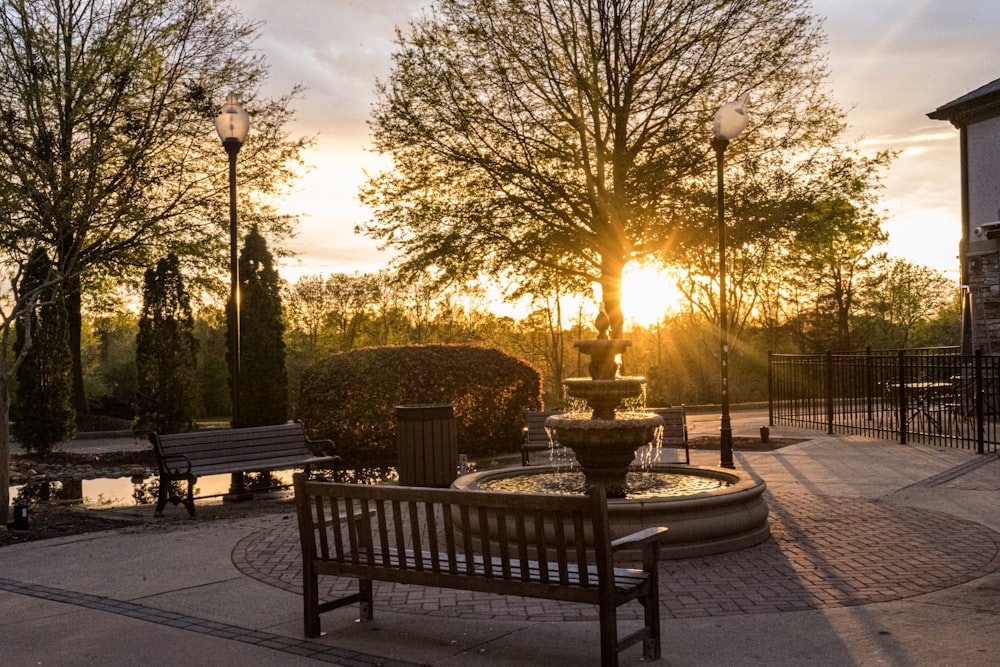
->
xmin=611 ymin=526 xmax=668 ymax=552
xmin=160 ymin=453 xmax=192 ymax=477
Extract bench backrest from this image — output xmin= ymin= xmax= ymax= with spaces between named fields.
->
xmin=294 ymin=476 xmax=615 ymax=590
xmin=152 ymin=422 xmax=313 ymax=471
xmin=523 ymin=410 xmax=558 ymax=444
xmin=648 ymin=406 xmax=687 ymax=445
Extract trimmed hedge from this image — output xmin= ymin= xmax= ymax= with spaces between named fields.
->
xmin=298 ymin=345 xmax=542 ymax=462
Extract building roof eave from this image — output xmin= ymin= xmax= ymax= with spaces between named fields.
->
xmin=928 ymin=77 xmax=1000 ymax=126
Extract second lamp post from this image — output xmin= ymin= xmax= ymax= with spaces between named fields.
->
xmin=711 ymin=95 xmax=748 ymax=470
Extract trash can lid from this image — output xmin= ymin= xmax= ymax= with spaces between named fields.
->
xmin=394 ymin=403 xmax=454 ymax=418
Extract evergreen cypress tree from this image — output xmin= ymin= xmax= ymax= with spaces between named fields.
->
xmin=11 ymin=248 xmax=75 ymax=454
xmin=232 ymin=226 xmax=288 ymax=427
xmin=135 ymin=254 xmax=199 ymax=435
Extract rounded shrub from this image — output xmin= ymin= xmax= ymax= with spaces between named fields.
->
xmin=298 ymin=345 xmax=541 ymax=462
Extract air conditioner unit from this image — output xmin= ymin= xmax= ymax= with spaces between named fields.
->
xmin=974 ymin=221 xmax=1000 ymax=239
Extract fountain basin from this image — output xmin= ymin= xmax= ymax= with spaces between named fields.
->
xmin=453 ymin=464 xmax=770 ymax=559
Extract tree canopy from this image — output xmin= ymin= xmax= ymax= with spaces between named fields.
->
xmin=361 ymin=0 xmax=847 ymax=339
xmin=0 ymin=0 xmax=311 ymax=412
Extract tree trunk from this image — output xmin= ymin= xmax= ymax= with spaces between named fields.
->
xmin=64 ymin=278 xmax=89 ymax=416
xmin=0 ymin=374 xmax=10 ymax=527
xmin=601 ymin=257 xmax=626 ymax=340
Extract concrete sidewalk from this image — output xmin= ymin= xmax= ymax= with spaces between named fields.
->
xmin=3 ymin=412 xmax=1000 ymax=666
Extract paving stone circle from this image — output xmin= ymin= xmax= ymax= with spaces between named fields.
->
xmin=233 ymin=491 xmax=1000 ymax=622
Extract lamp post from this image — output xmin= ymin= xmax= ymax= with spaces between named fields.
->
xmin=215 ymin=93 xmax=250 ymax=497
xmin=712 ymin=95 xmax=748 ymax=470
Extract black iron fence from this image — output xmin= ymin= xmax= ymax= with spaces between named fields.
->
xmin=768 ymin=347 xmax=1000 ymax=453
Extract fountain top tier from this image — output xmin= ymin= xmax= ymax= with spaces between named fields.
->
xmin=566 ymin=310 xmax=644 ymax=419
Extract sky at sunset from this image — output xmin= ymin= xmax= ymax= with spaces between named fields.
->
xmin=232 ymin=0 xmax=1000 ymax=289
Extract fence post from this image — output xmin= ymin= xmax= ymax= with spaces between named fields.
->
xmin=897 ymin=350 xmax=907 ymax=445
xmin=768 ymin=350 xmax=774 ymax=426
xmin=976 ymin=348 xmax=985 ymax=455
xmin=825 ymin=351 xmax=834 ymax=434
xmin=865 ymin=346 xmax=874 ymax=422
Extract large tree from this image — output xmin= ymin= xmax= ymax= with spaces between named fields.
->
xmin=361 ymin=0 xmax=843 ymax=339
xmin=0 ymin=0 xmax=310 ymax=414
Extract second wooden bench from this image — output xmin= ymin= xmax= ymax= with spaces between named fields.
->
xmin=151 ymin=422 xmax=339 ymax=517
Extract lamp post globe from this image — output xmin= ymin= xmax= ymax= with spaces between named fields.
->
xmin=215 ymin=92 xmax=250 ymax=498
xmin=711 ymin=95 xmax=748 ymax=470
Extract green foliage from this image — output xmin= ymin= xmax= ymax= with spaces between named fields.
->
xmin=0 ymin=0 xmax=311 ymax=414
xmin=362 ymin=0 xmax=844 ymax=339
xmin=232 ymin=227 xmax=288 ymax=427
xmin=194 ymin=307 xmax=230 ymax=418
xmin=11 ymin=249 xmax=76 ymax=454
xmin=87 ymin=314 xmax=138 ymax=419
xmin=298 ymin=345 xmax=541 ymax=462
xmin=135 ymin=254 xmax=199 ymax=435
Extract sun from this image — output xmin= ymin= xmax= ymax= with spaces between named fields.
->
xmin=620 ymin=262 xmax=683 ymax=328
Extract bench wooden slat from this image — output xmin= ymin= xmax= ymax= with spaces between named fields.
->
xmin=295 ymin=477 xmax=668 ymax=666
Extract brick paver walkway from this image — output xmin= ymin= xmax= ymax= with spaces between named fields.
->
xmin=233 ymin=491 xmax=1000 ymax=622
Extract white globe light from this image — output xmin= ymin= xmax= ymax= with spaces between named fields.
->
xmin=713 ymin=94 xmax=749 ymax=141
xmin=214 ymin=93 xmax=250 ymax=144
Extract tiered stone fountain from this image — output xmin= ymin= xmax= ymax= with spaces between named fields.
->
xmin=545 ymin=316 xmax=662 ymax=498
xmin=453 ymin=311 xmax=770 ymax=558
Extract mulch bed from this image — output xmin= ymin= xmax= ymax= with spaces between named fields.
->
xmin=686 ymin=436 xmax=803 ymax=452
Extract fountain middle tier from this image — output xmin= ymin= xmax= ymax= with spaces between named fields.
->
xmin=546 ymin=410 xmax=662 ymax=498
xmin=561 ymin=376 xmax=647 ymax=419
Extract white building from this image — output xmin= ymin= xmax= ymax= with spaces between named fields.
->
xmin=929 ymin=77 xmax=1000 ymax=353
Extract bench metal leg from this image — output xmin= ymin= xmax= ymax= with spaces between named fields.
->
xmin=154 ymin=477 xmax=170 ymax=516
xmin=183 ymin=479 xmax=196 ymax=518
xmin=359 ymin=579 xmax=374 ymax=621
xmin=153 ymin=476 xmax=196 ymax=518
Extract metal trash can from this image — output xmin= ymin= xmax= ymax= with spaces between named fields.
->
xmin=396 ymin=403 xmax=458 ymax=487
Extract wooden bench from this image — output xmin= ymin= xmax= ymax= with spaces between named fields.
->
xmin=294 ymin=475 xmax=668 ymax=666
xmin=151 ymin=422 xmax=339 ymax=517
xmin=520 ymin=409 xmax=561 ymax=465
xmin=648 ymin=406 xmax=690 ymax=464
